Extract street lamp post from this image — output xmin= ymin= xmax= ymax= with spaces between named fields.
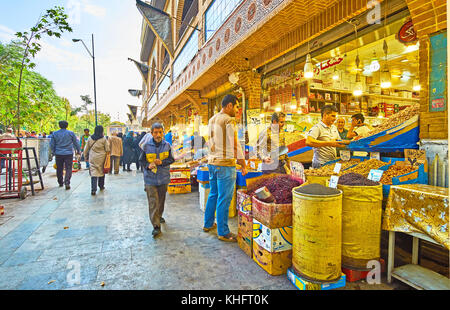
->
xmin=73 ymin=34 xmax=98 ymax=127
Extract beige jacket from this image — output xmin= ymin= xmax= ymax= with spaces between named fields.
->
xmin=109 ymin=136 xmax=123 ymax=157
xmin=84 ymin=137 xmax=110 ymax=177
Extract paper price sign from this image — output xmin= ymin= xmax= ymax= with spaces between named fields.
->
xmin=329 ymin=176 xmax=339 ymax=188
xmin=340 ymin=150 xmax=351 ymax=161
xmin=370 ymin=152 xmax=380 ymax=160
xmin=368 ymin=169 xmax=384 ymax=182
xmin=333 ymin=163 xmax=342 ymax=174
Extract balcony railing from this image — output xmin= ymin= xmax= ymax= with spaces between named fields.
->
xmin=178 ymin=0 xmax=198 ymax=42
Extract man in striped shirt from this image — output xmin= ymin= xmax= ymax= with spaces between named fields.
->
xmin=203 ymin=94 xmax=247 ymax=242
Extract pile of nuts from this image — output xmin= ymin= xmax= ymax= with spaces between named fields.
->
xmin=380 ymin=165 xmax=417 ymax=185
xmin=344 ymin=159 xmax=387 ymax=177
xmin=360 ymin=104 xmax=420 ymax=139
xmin=305 ymin=159 xmax=360 ymax=176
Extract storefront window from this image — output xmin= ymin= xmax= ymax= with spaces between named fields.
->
xmin=262 ymin=16 xmax=419 ymax=124
xmin=158 ymin=72 xmax=171 ymax=97
xmin=148 ymin=93 xmax=157 ymax=110
xmin=205 ymin=0 xmax=243 ymax=41
xmin=173 ymin=31 xmax=199 ymax=80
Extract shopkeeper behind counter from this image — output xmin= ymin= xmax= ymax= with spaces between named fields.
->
xmin=347 ymin=113 xmax=371 ymax=140
xmin=306 ymin=105 xmax=349 ymax=168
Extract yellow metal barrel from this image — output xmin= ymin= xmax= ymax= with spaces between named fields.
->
xmin=292 ymin=184 xmax=342 ymax=282
xmin=338 ymin=184 xmax=383 ymax=269
xmin=305 ymin=175 xmax=329 ymax=187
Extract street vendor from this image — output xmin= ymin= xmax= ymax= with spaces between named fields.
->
xmin=347 ymin=113 xmax=371 ymax=140
xmin=306 ymin=105 xmax=349 ymax=168
xmin=256 ymin=112 xmax=289 ymax=174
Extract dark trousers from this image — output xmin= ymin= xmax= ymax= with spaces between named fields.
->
xmin=145 ymin=184 xmax=168 ymax=229
xmin=55 ymin=154 xmax=73 ymax=186
xmin=91 ymin=176 xmax=105 ymax=192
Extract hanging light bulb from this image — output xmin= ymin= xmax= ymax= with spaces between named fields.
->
xmin=332 ymin=66 xmax=339 ymax=80
xmin=353 ymin=73 xmax=363 ymax=96
xmin=369 ymin=50 xmax=380 ymax=72
xmin=413 ymin=78 xmax=421 ymax=91
xmin=380 ymin=67 xmax=391 ymax=88
xmin=275 ymin=107 xmax=281 ymax=112
xmin=304 ymin=54 xmax=314 ymax=79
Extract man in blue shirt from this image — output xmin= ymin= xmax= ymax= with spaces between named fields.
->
xmin=50 ymin=121 xmax=81 ymax=190
xmin=139 ymin=123 xmax=175 ymax=238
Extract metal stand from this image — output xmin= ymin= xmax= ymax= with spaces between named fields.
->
xmin=22 ymin=147 xmax=44 ymax=195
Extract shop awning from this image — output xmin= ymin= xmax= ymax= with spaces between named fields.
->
xmin=128 ymin=89 xmax=143 ymax=98
xmin=128 ymin=58 xmax=149 ymax=83
xmin=136 ymin=0 xmax=174 ymax=58
xmin=128 ymin=105 xmax=138 ymax=120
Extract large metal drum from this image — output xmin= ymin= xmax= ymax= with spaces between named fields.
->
xmin=338 ymin=184 xmax=383 ymax=269
xmin=292 ymin=183 xmax=342 ymax=282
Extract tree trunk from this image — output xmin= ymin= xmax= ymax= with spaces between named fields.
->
xmin=16 ymin=41 xmax=31 ymax=135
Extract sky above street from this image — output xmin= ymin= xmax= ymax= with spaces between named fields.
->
xmin=0 ymin=0 xmax=144 ymax=123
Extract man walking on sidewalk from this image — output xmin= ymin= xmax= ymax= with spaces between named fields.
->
xmin=140 ymin=123 xmax=175 ymax=238
xmin=50 ymin=121 xmax=81 ymax=190
xmin=108 ymin=132 xmax=123 ymax=175
xmin=203 ymin=94 xmax=247 ymax=242
xmin=80 ymin=129 xmax=91 ymax=169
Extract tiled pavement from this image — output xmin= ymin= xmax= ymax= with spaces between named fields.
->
xmin=0 ymin=163 xmax=403 ymax=290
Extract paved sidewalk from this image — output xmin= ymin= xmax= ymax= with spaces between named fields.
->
xmin=0 ymin=163 xmax=403 ymax=290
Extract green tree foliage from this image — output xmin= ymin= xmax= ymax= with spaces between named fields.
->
xmin=14 ymin=6 xmax=73 ymax=131
xmin=0 ymin=41 xmax=112 ymax=136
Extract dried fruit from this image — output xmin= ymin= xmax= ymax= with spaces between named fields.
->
xmin=305 ymin=159 xmax=360 ymax=176
xmin=247 ymin=175 xmax=303 ymax=204
xmin=360 ymin=104 xmax=420 ymax=139
xmin=379 ymin=165 xmax=417 ymax=185
xmin=344 ymin=159 xmax=387 ymax=177
xmin=338 ymin=173 xmax=380 ymax=186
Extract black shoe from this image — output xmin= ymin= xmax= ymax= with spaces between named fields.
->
xmin=99 ymin=187 xmax=105 ymax=191
xmin=91 ymin=191 xmax=96 ymax=196
xmin=65 ymin=185 xmax=71 ymax=190
xmin=152 ymin=227 xmax=161 ymax=237
xmin=160 ymin=217 xmax=165 ymax=224
xmin=59 ymin=184 xmax=63 ymax=187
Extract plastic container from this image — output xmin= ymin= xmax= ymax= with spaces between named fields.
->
xmin=292 ymin=184 xmax=342 ymax=282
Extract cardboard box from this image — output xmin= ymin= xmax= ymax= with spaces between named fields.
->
xmin=253 ymin=242 xmax=292 ymax=276
xmin=238 ymin=232 xmax=252 ymax=258
xmin=237 ymin=190 xmax=252 ymax=215
xmin=252 ymin=196 xmax=292 ymax=228
xmin=287 ymin=267 xmax=346 ymax=290
xmin=238 ymin=211 xmax=253 ymax=239
xmin=168 ymin=183 xmax=191 ymax=194
xmin=253 ymin=219 xmax=293 ymax=252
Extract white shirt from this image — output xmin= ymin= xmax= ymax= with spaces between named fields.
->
xmin=307 ymin=121 xmax=341 ymax=166
xmin=354 ymin=125 xmax=371 ymax=137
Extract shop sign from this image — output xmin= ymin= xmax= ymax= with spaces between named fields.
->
xmin=404 ymin=149 xmax=426 ymax=166
xmin=340 ymin=150 xmax=351 ymax=161
xmin=314 ymin=56 xmax=344 ymax=75
xmin=333 ymin=163 xmax=342 ymax=174
xmin=370 ymin=152 xmax=380 ymax=160
xmin=329 ymin=175 xmax=339 ymax=188
xmin=368 ymin=169 xmax=384 ymax=182
xmin=396 ymin=20 xmax=418 ymax=45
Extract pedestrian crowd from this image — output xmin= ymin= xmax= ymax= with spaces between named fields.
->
xmin=0 ymin=93 xmax=253 ymax=243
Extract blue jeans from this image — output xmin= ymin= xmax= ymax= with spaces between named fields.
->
xmin=204 ymin=165 xmax=236 ymax=237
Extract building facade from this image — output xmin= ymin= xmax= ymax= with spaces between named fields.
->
xmin=137 ymin=0 xmax=447 ymax=185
